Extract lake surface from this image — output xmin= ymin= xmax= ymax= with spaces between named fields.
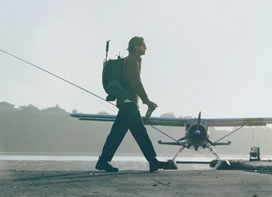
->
xmin=0 ymin=153 xmax=271 ymax=171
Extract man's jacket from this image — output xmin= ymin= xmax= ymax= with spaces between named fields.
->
xmin=117 ymin=53 xmax=149 ymax=107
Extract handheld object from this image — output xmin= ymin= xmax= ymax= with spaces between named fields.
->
xmin=105 ymin=40 xmax=110 ymax=60
xmin=145 ymin=107 xmax=154 ymax=119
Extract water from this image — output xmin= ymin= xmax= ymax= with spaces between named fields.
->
xmin=0 ymin=153 xmax=271 ymax=171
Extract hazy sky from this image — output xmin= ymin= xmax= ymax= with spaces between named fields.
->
xmin=1 ymin=0 xmax=272 ymax=118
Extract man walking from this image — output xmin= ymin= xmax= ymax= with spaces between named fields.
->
xmin=96 ymin=36 xmax=171 ymax=172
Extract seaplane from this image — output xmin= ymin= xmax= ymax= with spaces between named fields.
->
xmin=2 ymin=48 xmax=272 ymax=167
xmin=71 ymin=111 xmax=272 ymax=167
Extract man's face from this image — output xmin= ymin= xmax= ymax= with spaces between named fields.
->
xmin=135 ymin=42 xmax=147 ymax=56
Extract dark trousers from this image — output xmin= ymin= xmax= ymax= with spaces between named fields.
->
xmin=100 ymin=102 xmax=157 ymax=162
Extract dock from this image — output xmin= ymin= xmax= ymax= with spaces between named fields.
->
xmin=1 ymin=160 xmax=272 ymax=197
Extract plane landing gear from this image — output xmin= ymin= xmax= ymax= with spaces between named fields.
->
xmin=206 ymin=143 xmax=230 ymax=168
xmin=165 ymin=159 xmax=178 ymax=170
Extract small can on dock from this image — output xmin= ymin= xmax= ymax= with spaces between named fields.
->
xmin=249 ymin=147 xmax=260 ymax=161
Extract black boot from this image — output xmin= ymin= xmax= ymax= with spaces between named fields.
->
xmin=95 ymin=157 xmax=118 ymax=172
xmin=149 ymin=158 xmax=177 ymax=172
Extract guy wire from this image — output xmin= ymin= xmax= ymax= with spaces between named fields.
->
xmin=0 ymin=49 xmax=177 ymax=142
xmin=0 ymin=49 xmax=116 ymax=107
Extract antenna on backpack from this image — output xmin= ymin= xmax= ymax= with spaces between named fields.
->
xmin=105 ymin=40 xmax=110 ymax=61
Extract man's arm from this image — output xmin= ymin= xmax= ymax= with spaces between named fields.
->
xmin=126 ymin=58 xmax=150 ymax=104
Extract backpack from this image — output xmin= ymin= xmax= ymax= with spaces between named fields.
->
xmin=102 ymin=57 xmax=130 ymax=101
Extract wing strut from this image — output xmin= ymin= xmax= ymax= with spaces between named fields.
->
xmin=148 ymin=123 xmax=177 ymax=142
xmin=213 ymin=123 xmax=248 ymax=144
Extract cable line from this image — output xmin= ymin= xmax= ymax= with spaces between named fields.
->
xmin=0 ymin=49 xmax=176 ymax=141
xmin=0 ymin=49 xmax=116 ymax=107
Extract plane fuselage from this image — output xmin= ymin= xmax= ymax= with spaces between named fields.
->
xmin=185 ymin=120 xmax=209 ymax=150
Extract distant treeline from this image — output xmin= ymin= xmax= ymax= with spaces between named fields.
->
xmin=0 ymin=101 xmax=271 ymax=156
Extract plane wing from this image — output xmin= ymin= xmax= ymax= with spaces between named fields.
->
xmin=206 ymin=118 xmax=272 ymax=127
xmin=70 ymin=113 xmax=187 ymax=126
xmin=71 ymin=113 xmax=117 ymax=122
xmin=70 ymin=113 xmax=272 ymax=127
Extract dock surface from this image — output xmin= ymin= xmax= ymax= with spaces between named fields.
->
xmin=1 ymin=169 xmax=272 ymax=197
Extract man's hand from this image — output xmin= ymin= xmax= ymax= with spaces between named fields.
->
xmin=144 ymin=100 xmax=158 ymax=119
xmin=146 ymin=100 xmax=158 ymax=111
